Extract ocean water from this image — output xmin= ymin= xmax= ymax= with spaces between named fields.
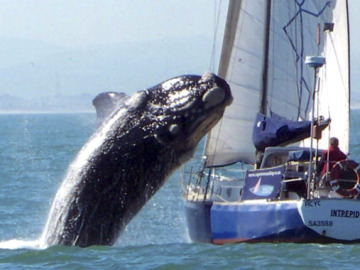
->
xmin=0 ymin=111 xmax=360 ymax=269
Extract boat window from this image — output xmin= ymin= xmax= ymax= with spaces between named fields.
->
xmin=213 ymin=162 xmax=252 ymax=180
xmin=262 ymin=153 xmax=288 ymax=168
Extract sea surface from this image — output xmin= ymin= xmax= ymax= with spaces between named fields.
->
xmin=0 ymin=111 xmax=360 ymax=269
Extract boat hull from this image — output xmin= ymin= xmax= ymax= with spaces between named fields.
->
xmin=185 ymin=198 xmax=360 ymax=244
xmin=184 ymin=200 xmax=213 ymax=243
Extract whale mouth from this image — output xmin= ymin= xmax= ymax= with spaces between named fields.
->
xmin=189 ymin=103 xmax=225 ymax=139
xmin=140 ymin=73 xmax=232 ymax=147
xmin=185 ymin=75 xmax=231 ymax=141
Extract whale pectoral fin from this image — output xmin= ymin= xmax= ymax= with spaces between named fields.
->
xmin=92 ymin=92 xmax=129 ymax=109
xmin=126 ymin=90 xmax=149 ymax=112
xmin=92 ymin=92 xmax=130 ymax=121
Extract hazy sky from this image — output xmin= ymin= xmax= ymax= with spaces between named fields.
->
xmin=0 ymin=0 xmax=226 ymax=47
xmin=0 ymin=0 xmax=359 ymax=101
xmin=0 ymin=0 xmax=228 ymax=100
xmin=0 ymin=1 xmax=357 ymax=48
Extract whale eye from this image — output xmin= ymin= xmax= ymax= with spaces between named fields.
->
xmin=169 ymin=124 xmax=181 ymax=135
xmin=154 ymin=123 xmax=182 ymax=145
xmin=154 ymin=125 xmax=173 ymax=145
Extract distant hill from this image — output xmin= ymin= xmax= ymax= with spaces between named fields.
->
xmin=0 ymin=36 xmax=218 ymax=103
xmin=0 ymin=93 xmax=95 ymax=113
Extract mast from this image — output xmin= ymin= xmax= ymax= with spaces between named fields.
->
xmin=205 ymin=0 xmax=272 ymax=166
xmin=218 ymin=0 xmax=242 ymax=79
xmin=204 ymin=0 xmax=242 ymax=165
xmin=260 ymin=0 xmax=272 ymax=115
xmin=346 ymin=0 xmax=351 ymax=131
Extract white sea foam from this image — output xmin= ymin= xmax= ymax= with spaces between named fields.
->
xmin=0 ymin=239 xmax=43 ymax=250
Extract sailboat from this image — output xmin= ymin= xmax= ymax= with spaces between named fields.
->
xmin=182 ymin=0 xmax=360 ymax=244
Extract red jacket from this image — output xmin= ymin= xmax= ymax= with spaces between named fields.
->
xmin=321 ymin=146 xmax=347 ymax=175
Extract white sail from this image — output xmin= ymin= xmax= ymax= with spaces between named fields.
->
xmin=317 ymin=0 xmax=350 ymax=154
xmin=205 ymin=0 xmax=268 ymax=166
xmin=205 ymin=0 xmax=350 ymax=167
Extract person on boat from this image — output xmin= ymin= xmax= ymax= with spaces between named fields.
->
xmin=319 ymin=137 xmax=347 ymax=176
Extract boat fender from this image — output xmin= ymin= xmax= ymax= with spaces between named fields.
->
xmin=329 ymin=160 xmax=360 ymax=198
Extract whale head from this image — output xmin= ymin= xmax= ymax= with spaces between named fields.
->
xmin=124 ymin=72 xmax=233 ymax=164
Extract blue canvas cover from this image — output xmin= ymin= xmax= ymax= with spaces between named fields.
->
xmin=288 ymin=150 xmax=314 ymax=162
xmin=252 ymin=113 xmax=329 ymax=152
xmin=241 ymin=166 xmax=285 ymax=200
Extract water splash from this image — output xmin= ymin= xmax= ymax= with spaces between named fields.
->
xmin=0 ymin=239 xmax=42 ymax=250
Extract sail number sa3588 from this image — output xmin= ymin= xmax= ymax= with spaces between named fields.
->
xmin=308 ymin=220 xmax=333 ymax=227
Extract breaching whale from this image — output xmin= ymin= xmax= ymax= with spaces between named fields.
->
xmin=41 ymin=73 xmax=232 ymax=247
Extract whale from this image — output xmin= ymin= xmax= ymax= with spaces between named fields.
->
xmin=41 ymin=73 xmax=232 ymax=247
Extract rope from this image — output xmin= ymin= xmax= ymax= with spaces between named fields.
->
xmin=209 ymin=0 xmax=223 ymax=72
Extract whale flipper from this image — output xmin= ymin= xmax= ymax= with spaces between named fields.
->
xmin=92 ymin=92 xmax=129 ymax=121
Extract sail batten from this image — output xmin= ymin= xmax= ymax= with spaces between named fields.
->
xmin=205 ymin=0 xmax=350 ymax=167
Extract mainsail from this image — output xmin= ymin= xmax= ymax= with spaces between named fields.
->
xmin=315 ymin=0 xmax=350 ymax=153
xmin=205 ymin=0 xmax=350 ymax=167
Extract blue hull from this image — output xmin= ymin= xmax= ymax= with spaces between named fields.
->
xmin=184 ymin=199 xmax=360 ymax=244
xmin=210 ymin=201 xmax=316 ymax=244
xmin=184 ymin=200 xmax=213 ymax=243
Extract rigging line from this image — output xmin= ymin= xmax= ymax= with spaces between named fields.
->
xmin=205 ymin=115 xmax=225 ymax=166
xmin=205 ymin=0 xmax=225 ymax=165
xmin=283 ymin=0 xmax=331 ymax=119
xmin=302 ymin=1 xmax=331 ymax=17
xmin=210 ymin=0 xmax=223 ymax=72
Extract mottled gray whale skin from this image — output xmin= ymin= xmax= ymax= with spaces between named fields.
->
xmin=42 ymin=73 xmax=232 ymax=247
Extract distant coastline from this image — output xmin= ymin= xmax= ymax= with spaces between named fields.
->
xmin=0 ymin=93 xmax=96 ymax=114
xmin=0 ymin=110 xmax=95 ymax=115
xmin=1 ymin=93 xmax=360 ymax=114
